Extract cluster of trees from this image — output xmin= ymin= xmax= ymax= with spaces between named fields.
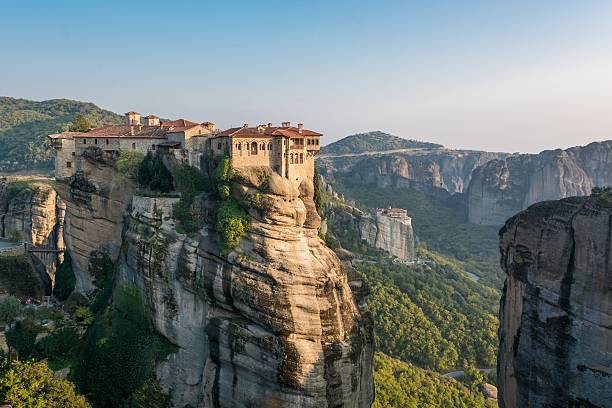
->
xmin=320 ymin=131 xmax=442 ymax=155
xmin=0 ymin=97 xmax=122 ymax=171
xmin=136 ymin=152 xmax=174 ymax=193
xmin=172 ymin=164 xmax=209 ymax=233
xmin=373 ymin=353 xmax=496 ymax=408
xmin=358 ymin=257 xmax=498 ymax=371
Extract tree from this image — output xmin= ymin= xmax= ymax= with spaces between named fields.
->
xmin=5 ymin=319 xmax=40 ymax=360
xmin=116 ymin=151 xmax=144 ymax=180
xmin=0 ymin=359 xmax=90 ymax=407
xmin=54 ymin=252 xmax=76 ymax=301
xmin=0 ymin=296 xmax=22 ymax=325
xmin=137 ymin=152 xmax=174 ymax=193
xmin=68 ymin=114 xmax=92 ymax=132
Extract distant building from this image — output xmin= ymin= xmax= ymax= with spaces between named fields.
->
xmin=209 ymin=122 xmax=321 ymax=187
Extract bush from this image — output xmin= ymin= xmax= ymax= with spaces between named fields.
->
xmin=5 ymin=319 xmax=41 ymax=359
xmin=64 ymin=292 xmax=89 ymax=315
xmin=216 ymin=201 xmax=250 ymax=251
xmin=0 ymin=359 xmax=90 ymax=407
xmin=54 ymin=252 xmax=76 ymax=301
xmin=35 ymin=327 xmax=80 ymax=361
xmin=0 ymin=296 xmax=22 ymax=325
xmin=116 ymin=151 xmax=144 ymax=180
xmin=68 ymin=114 xmax=92 ymax=132
xmin=74 ymin=284 xmax=155 ymax=407
xmin=136 ymin=152 xmax=174 ymax=193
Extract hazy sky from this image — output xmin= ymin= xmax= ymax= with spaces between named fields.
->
xmin=2 ymin=0 xmax=612 ymax=153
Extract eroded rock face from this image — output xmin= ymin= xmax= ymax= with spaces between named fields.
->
xmin=54 ymin=149 xmax=135 ymax=291
xmin=319 ymin=150 xmax=504 ymax=194
xmin=0 ymin=181 xmax=65 ymax=281
xmin=468 ymin=141 xmax=612 ymax=225
xmin=120 ymin=167 xmax=374 ymax=408
xmin=498 ymin=196 xmax=612 ymax=408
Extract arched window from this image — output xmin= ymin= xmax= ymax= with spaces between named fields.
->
xmin=251 ymin=141 xmax=258 ymax=155
xmin=268 ymin=143 xmax=272 ymax=151
xmin=290 ymin=153 xmax=294 ymax=164
xmin=300 ymin=153 xmax=304 ymax=164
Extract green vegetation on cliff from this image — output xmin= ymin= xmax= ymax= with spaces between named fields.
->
xmin=320 ymin=131 xmax=442 ymax=155
xmin=0 ymin=358 xmax=90 ymax=407
xmin=373 ymin=353 xmax=495 ymax=408
xmin=0 ymin=96 xmax=122 ymax=171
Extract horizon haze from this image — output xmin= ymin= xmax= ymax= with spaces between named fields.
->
xmin=2 ymin=1 xmax=612 ymax=153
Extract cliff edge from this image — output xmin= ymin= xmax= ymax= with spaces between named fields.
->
xmin=498 ymin=194 xmax=612 ymax=407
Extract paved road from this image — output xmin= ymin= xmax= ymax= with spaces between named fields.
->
xmin=442 ymin=368 xmax=493 ymax=378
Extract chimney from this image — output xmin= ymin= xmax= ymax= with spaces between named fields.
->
xmin=281 ymin=121 xmax=290 ymax=127
xmin=243 ymin=123 xmax=249 ymax=128
xmin=297 ymin=123 xmax=303 ymax=134
xmin=267 ymin=122 xmax=272 ymax=128
xmin=125 ymin=111 xmax=141 ymax=125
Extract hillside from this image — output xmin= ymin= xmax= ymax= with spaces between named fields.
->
xmin=0 ymin=97 xmax=123 ymax=172
xmin=320 ymin=131 xmax=443 ymax=155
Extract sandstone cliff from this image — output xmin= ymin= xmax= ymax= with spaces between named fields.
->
xmin=468 ymin=141 xmax=612 ymax=225
xmin=318 ymin=150 xmax=504 ymax=194
xmin=498 ymin=195 xmax=612 ymax=408
xmin=325 ymin=201 xmax=416 ymax=261
xmin=0 ymin=180 xmax=65 ymax=282
xmin=47 ymin=149 xmax=374 ymax=408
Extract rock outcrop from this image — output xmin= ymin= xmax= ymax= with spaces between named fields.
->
xmin=468 ymin=141 xmax=612 ymax=225
xmin=114 ymin=166 xmax=374 ymax=407
xmin=318 ymin=150 xmax=504 ymax=194
xmin=54 ymin=148 xmax=135 ymax=291
xmin=0 ymin=180 xmax=65 ymax=281
xmin=498 ymin=195 xmax=612 ymax=408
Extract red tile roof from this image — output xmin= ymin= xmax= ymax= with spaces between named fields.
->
xmin=162 ymin=119 xmax=200 ymax=131
xmin=80 ymin=125 xmax=168 ymax=139
xmin=216 ymin=125 xmax=322 ymax=138
xmin=47 ymin=131 xmax=84 ymax=140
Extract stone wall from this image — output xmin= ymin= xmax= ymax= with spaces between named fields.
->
xmin=0 ymin=243 xmax=26 ymax=257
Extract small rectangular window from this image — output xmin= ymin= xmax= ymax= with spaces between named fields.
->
xmin=132 ymin=143 xmax=136 ymax=149
xmin=66 ymin=161 xmax=72 ymax=168
xmin=152 ymin=145 xmax=156 ymax=151
xmin=94 ymin=138 xmax=98 ymax=145
xmin=71 ymin=152 xmax=75 ymax=156
xmin=106 ymin=139 xmax=109 ymax=145
xmin=83 ymin=139 xmax=86 ymax=144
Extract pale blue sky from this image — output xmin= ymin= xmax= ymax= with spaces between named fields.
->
xmin=2 ymin=1 xmax=612 ymax=152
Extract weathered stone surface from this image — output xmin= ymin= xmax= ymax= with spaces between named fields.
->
xmin=0 ymin=181 xmax=65 ymax=282
xmin=319 ymin=150 xmax=504 ymax=194
xmin=498 ymin=196 xmax=612 ymax=408
xmin=54 ymin=149 xmax=135 ymax=291
xmin=118 ymin=167 xmax=373 ymax=407
xmin=468 ymin=141 xmax=612 ymax=225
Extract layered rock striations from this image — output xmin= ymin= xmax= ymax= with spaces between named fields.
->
xmin=116 ymin=167 xmax=373 ymax=407
xmin=54 ymin=147 xmax=135 ymax=291
xmin=498 ymin=195 xmax=612 ymax=408
xmin=468 ymin=141 xmax=612 ymax=225
xmin=0 ymin=180 xmax=65 ymax=281
xmin=319 ymin=150 xmax=504 ymax=194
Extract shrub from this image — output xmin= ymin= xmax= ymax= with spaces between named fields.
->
xmin=74 ymin=284 xmax=155 ymax=407
xmin=74 ymin=306 xmax=94 ymax=326
xmin=35 ymin=327 xmax=80 ymax=361
xmin=54 ymin=252 xmax=76 ymax=301
xmin=0 ymin=296 xmax=22 ymax=325
xmin=173 ymin=164 xmax=209 ymax=200
xmin=137 ymin=152 xmax=174 ymax=193
xmin=64 ymin=292 xmax=89 ymax=315
xmin=0 ymin=359 xmax=90 ymax=407
xmin=116 ymin=151 xmax=144 ymax=180
xmin=5 ymin=319 xmax=41 ymax=359
xmin=215 ymin=201 xmax=250 ymax=251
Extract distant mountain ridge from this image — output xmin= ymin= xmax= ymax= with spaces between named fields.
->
xmin=321 ymin=131 xmax=443 ymax=155
xmin=0 ymin=96 xmax=123 ymax=172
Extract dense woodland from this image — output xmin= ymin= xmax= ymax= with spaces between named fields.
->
xmin=0 ymin=97 xmax=122 ymax=172
xmin=319 ymin=131 xmax=443 ymax=155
